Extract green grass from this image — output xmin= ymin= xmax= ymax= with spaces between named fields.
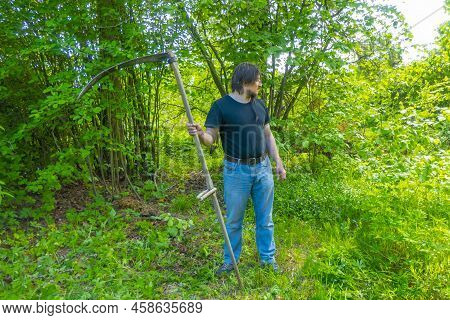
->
xmin=0 ymin=161 xmax=448 ymax=299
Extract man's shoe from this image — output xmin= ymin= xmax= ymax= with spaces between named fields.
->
xmin=215 ymin=263 xmax=234 ymax=276
xmin=261 ymin=260 xmax=279 ymax=272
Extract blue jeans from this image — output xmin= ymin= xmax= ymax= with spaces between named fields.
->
xmin=222 ymin=156 xmax=276 ymax=264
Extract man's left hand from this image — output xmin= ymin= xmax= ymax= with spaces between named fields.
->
xmin=275 ymin=162 xmax=286 ymax=181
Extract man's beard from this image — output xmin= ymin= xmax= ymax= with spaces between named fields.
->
xmin=245 ymin=89 xmax=257 ymax=102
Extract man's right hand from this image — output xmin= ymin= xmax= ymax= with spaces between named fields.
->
xmin=186 ymin=123 xmax=204 ymax=137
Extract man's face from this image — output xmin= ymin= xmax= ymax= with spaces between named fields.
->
xmin=243 ymin=75 xmax=262 ymax=100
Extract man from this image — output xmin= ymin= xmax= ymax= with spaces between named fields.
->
xmin=187 ymin=62 xmax=286 ymax=275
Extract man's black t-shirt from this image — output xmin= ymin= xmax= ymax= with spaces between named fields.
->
xmin=204 ymin=94 xmax=270 ymax=159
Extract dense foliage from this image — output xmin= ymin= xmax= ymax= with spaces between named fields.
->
xmin=0 ymin=0 xmax=448 ymax=299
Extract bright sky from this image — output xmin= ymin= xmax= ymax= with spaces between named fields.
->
xmin=377 ymin=0 xmax=449 ymax=62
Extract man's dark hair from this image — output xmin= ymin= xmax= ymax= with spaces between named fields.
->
xmin=231 ymin=62 xmax=260 ymax=94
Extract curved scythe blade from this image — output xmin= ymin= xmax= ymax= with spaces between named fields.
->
xmin=76 ymin=52 xmax=171 ymax=101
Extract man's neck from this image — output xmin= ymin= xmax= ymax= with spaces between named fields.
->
xmin=229 ymin=91 xmax=252 ymax=104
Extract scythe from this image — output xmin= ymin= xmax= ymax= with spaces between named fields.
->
xmin=76 ymin=51 xmax=243 ymax=288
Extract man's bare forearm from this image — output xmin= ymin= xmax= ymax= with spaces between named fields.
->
xmin=266 ymin=132 xmax=282 ymax=165
xmin=264 ymin=125 xmax=287 ymax=180
xmin=187 ymin=123 xmax=218 ymax=147
xmin=198 ymin=131 xmax=215 ymax=146
xmin=198 ymin=127 xmax=218 ymax=147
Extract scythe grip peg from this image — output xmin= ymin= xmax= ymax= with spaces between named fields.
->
xmin=196 ymin=187 xmax=217 ymax=201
